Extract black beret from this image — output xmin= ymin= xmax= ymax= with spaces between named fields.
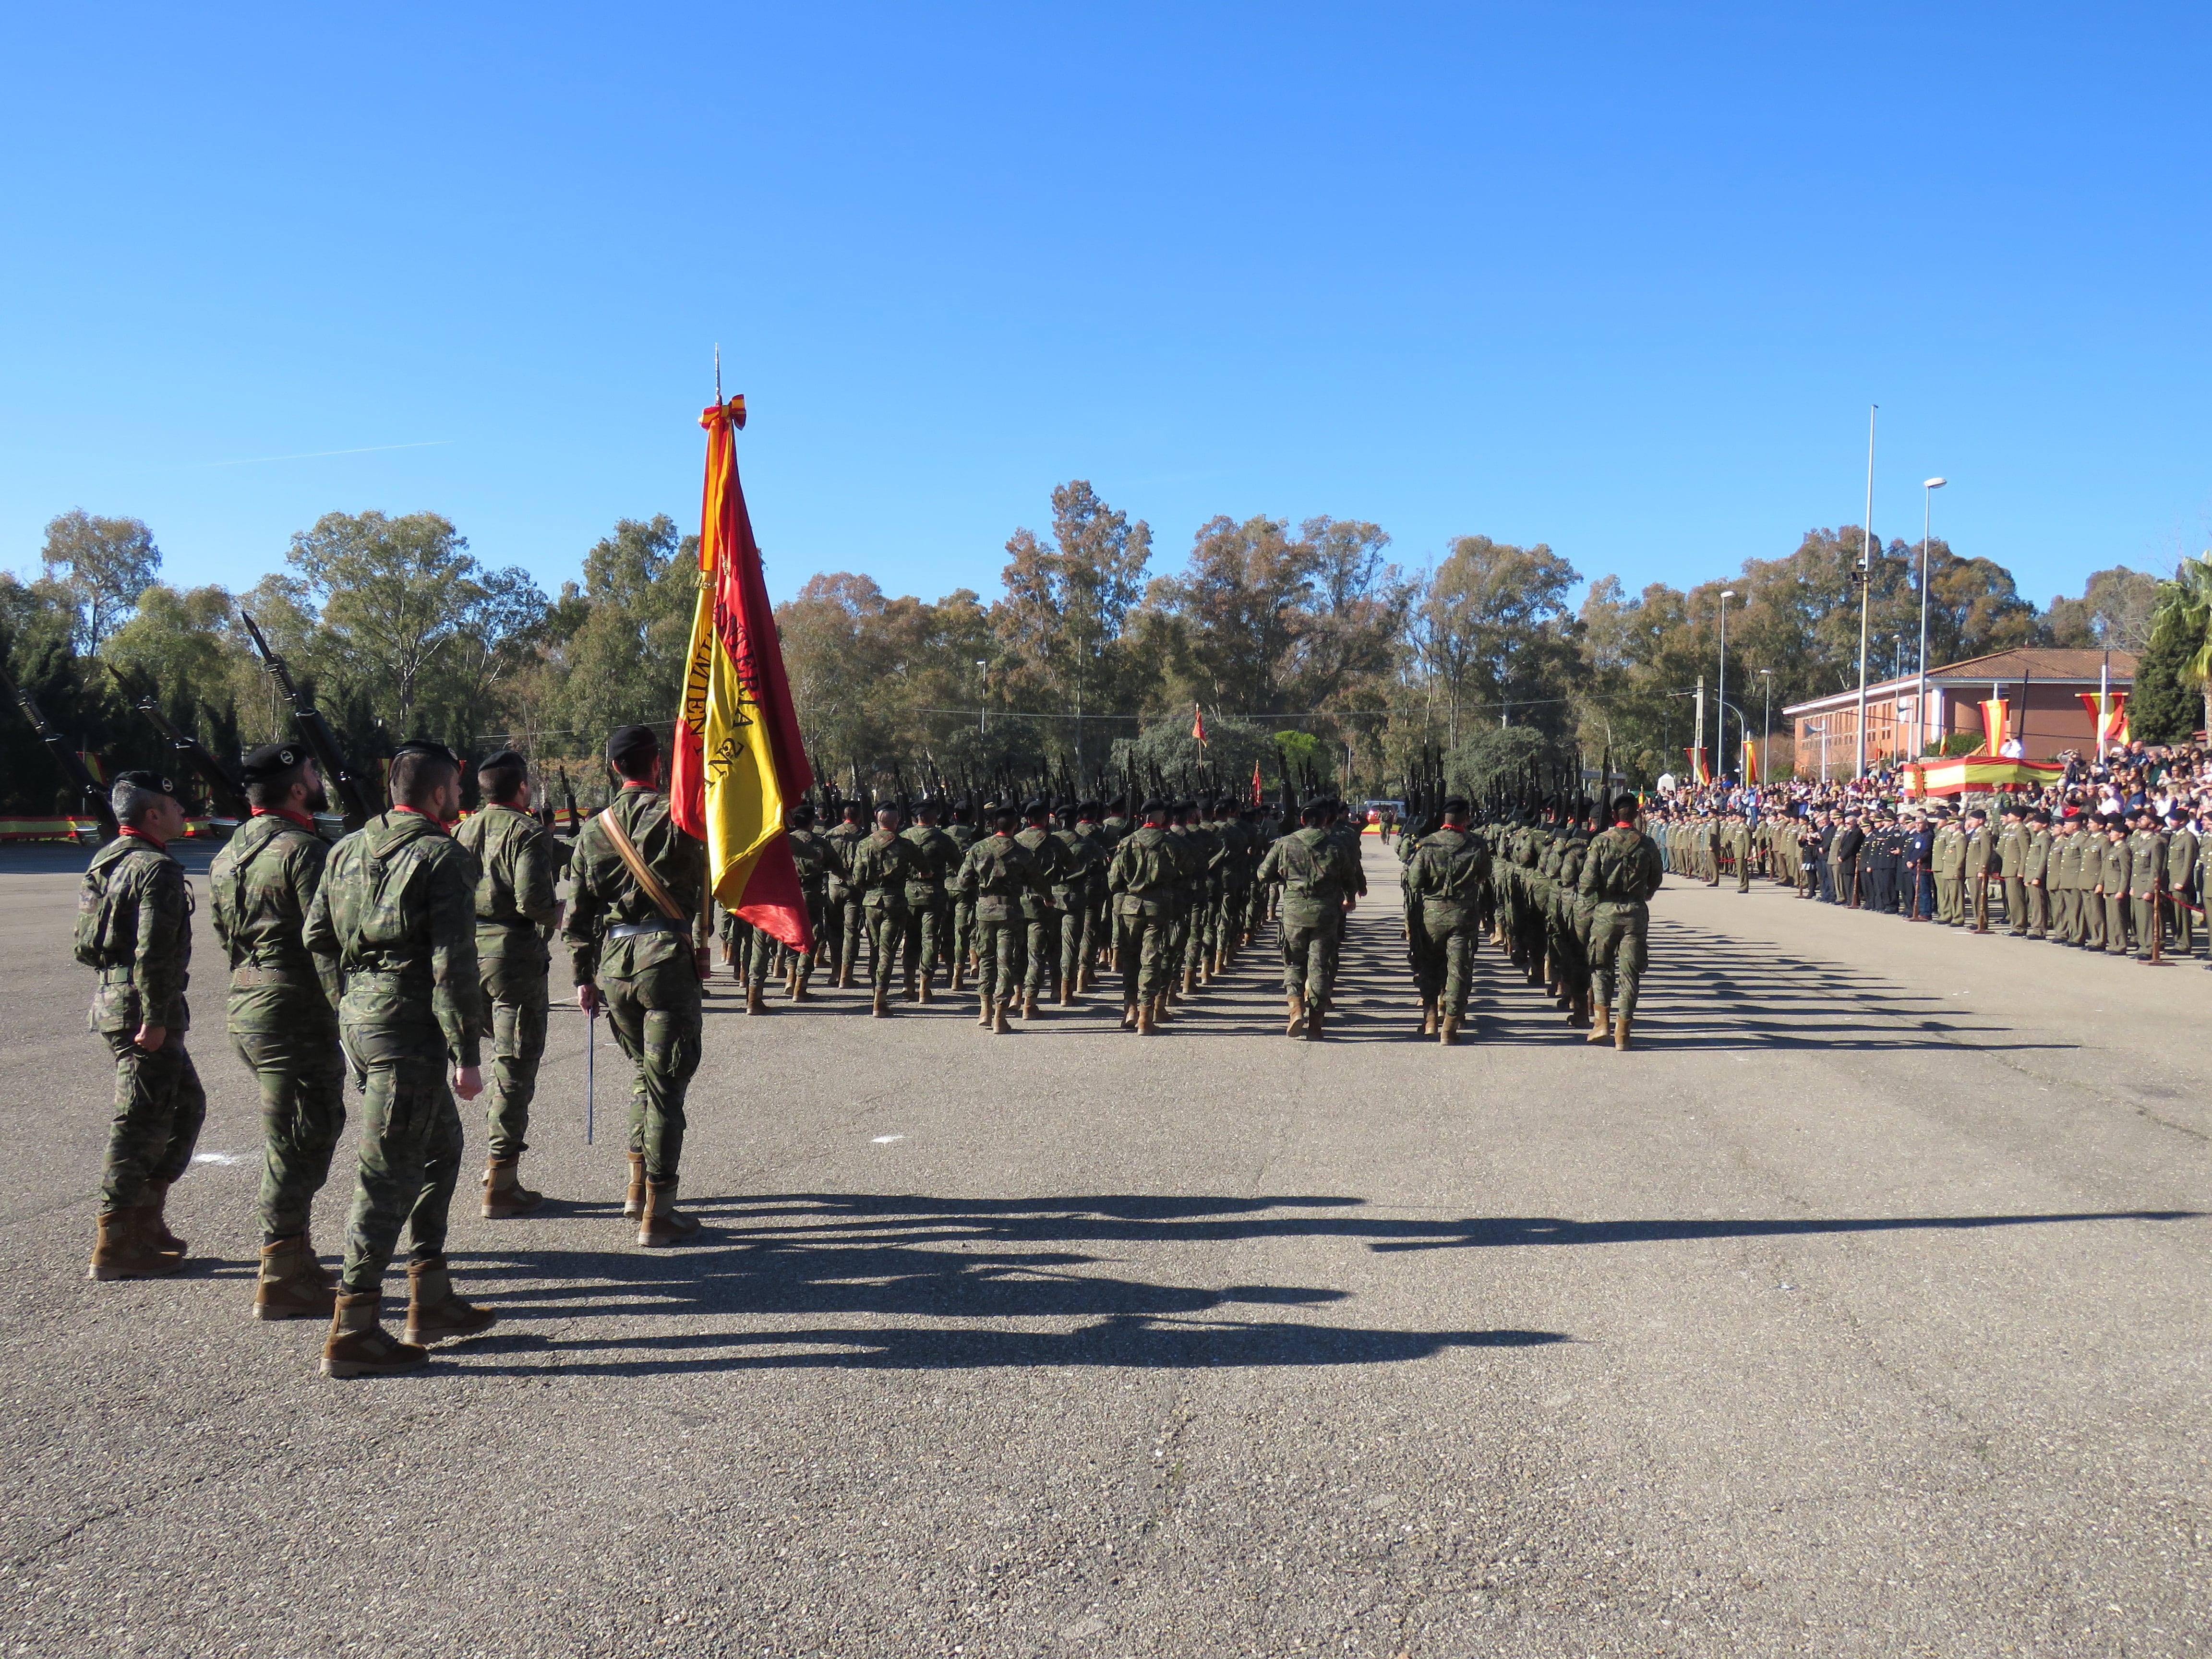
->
xmin=392 ymin=738 xmax=459 ymax=766
xmin=239 ymin=743 xmax=306 ymax=781
xmin=606 ymin=725 xmax=660 ymax=770
xmin=478 ymin=748 xmax=527 ymax=773
xmin=111 ymin=769 xmax=183 ymax=800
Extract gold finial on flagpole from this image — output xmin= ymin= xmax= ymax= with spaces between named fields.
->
xmin=714 ymin=343 xmax=721 ymax=406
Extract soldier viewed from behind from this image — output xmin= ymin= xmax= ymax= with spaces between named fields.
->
xmin=898 ymin=798 xmax=960 ymax=1003
xmin=1107 ymin=798 xmax=1179 ymax=1034
xmin=75 ymin=770 xmax=204 ymax=1282
xmin=1404 ymin=796 xmax=1490 ymax=1045
xmin=304 ymin=741 xmax=498 ymax=1377
xmin=1579 ymin=793 xmax=1664 ymax=1052
xmin=847 ymin=804 xmax=918 ymax=1018
xmin=958 ymin=803 xmax=1042 ymax=1033
xmin=453 ymin=748 xmax=561 ymax=1219
xmin=566 ymin=724 xmax=710 ymax=1248
xmin=209 ymin=744 xmax=343 ymax=1318
xmin=1255 ymin=797 xmax=1365 ymax=1041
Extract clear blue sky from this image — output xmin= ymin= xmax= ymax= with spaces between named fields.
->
xmin=4 ymin=5 xmax=2207 ymax=612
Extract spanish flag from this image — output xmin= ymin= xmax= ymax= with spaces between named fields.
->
xmin=2077 ymin=690 xmax=2129 ymax=746
xmin=670 ymin=395 xmax=815 ymax=949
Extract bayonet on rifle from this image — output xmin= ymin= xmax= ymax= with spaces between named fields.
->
xmin=106 ymin=666 xmax=250 ymax=820
xmin=237 ymin=610 xmax=373 ymax=829
xmin=0 ymin=665 xmax=119 ymax=842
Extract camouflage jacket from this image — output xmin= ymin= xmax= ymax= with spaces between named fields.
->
xmin=1256 ymin=826 xmax=1365 ymax=927
xmin=958 ymin=831 xmax=1046 ymax=922
xmin=1578 ymin=826 xmax=1663 ymax=905
xmin=209 ymin=810 xmax=333 ymax=1015
xmin=1403 ymin=826 xmax=1491 ymax=925
xmin=848 ymin=827 xmax=920 ymax=910
xmin=77 ymin=832 xmax=193 ymax=1035
xmin=564 ymin=786 xmax=705 ymax=985
xmin=822 ymin=820 xmax=867 ymax=900
xmin=1107 ymin=825 xmax=1179 ymax=917
xmin=1014 ymin=825 xmax=1073 ymax=917
xmin=454 ymin=803 xmax=560 ymax=971
xmin=1052 ymin=825 xmax=1108 ymax=908
xmin=897 ymin=823 xmax=962 ymax=906
xmin=787 ymin=826 xmax=836 ymax=895
xmin=303 ymin=810 xmax=482 ymax=1064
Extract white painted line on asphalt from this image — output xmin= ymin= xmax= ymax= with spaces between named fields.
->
xmin=190 ymin=1152 xmax=246 ymax=1165
xmin=872 ymin=1134 xmax=905 ymax=1143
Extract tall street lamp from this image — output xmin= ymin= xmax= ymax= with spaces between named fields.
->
xmin=1718 ymin=589 xmax=1737 ymax=780
xmin=1917 ymin=477 xmax=1947 ymax=762
xmin=1759 ymin=668 xmax=1774 ymax=782
xmin=1855 ymin=405 xmax=1877 ymax=779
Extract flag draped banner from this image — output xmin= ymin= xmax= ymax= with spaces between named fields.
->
xmin=670 ymin=395 xmax=815 ymax=949
xmin=1977 ymin=697 xmax=2010 ymax=756
xmin=2077 ymin=690 xmax=2130 ymax=746
xmin=1740 ymin=739 xmax=1760 ymax=783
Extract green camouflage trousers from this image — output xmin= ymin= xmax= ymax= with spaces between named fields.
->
xmin=1115 ymin=908 xmax=1173 ymax=1005
xmin=600 ymin=959 xmax=701 ymax=1180
xmin=1023 ymin=912 xmax=1061 ymax=993
xmin=1587 ymin=901 xmax=1649 ymax=1019
xmin=1059 ymin=902 xmax=1094 ymax=990
xmin=98 ymin=1032 xmax=206 ymax=1215
xmin=228 ymin=993 xmax=346 ymax=1238
xmin=1279 ymin=913 xmax=1343 ymax=1008
xmin=899 ymin=901 xmax=950 ymax=981
xmin=337 ymin=1032 xmax=462 ymax=1294
xmin=863 ymin=901 xmax=908 ymax=993
xmin=1415 ymin=910 xmax=1477 ymax=1020
xmin=481 ymin=959 xmax=548 ymax=1161
xmin=973 ymin=916 xmax=1022 ymax=1007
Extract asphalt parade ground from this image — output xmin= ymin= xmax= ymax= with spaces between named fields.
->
xmin=0 ymin=838 xmax=2204 ymax=1658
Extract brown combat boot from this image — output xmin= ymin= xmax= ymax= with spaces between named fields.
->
xmin=976 ymin=993 xmax=992 ymax=1027
xmin=1021 ymin=988 xmax=1038 ymax=1020
xmin=403 ymin=1254 xmax=500 ymax=1346
xmin=950 ymin=961 xmax=965 ymax=993
xmin=1614 ymin=1014 xmax=1634 ymax=1052
xmin=1078 ymin=964 xmax=1094 ymax=994
xmin=1306 ymin=1005 xmax=1326 ymax=1042
xmin=1587 ymin=1004 xmax=1611 ymax=1045
xmin=1121 ymin=999 xmax=1139 ymax=1031
xmin=142 ymin=1179 xmax=187 ymax=1259
xmin=255 ymin=1233 xmax=336 ymax=1320
xmin=991 ymin=997 xmax=1013 ymax=1034
xmin=623 ymin=1152 xmax=647 ymax=1221
xmin=919 ymin=970 xmax=935 ymax=1005
xmin=1137 ymin=999 xmax=1159 ymax=1035
xmin=791 ymin=968 xmax=815 ymax=1002
xmin=871 ymin=986 xmax=891 ymax=1018
xmin=1151 ymin=991 xmax=1171 ymax=1024
xmin=1439 ymin=1013 xmax=1460 ymax=1046
xmin=1058 ymin=980 xmax=1075 ymax=1007
xmin=637 ymin=1178 xmax=702 ymax=1247
xmin=1420 ymin=1000 xmax=1437 ymax=1036
xmin=1182 ymin=963 xmax=1199 ymax=998
xmin=481 ymin=1155 xmax=543 ymax=1219
xmin=321 ymin=1291 xmax=429 ymax=1378
xmin=1567 ymin=991 xmax=1591 ymax=1030
xmin=1285 ymin=989 xmax=1307 ymax=1038
xmin=904 ymin=969 xmax=918 ymax=1002
xmin=88 ymin=1209 xmax=182 ymax=1281
xmin=746 ymin=983 xmax=769 ymax=1015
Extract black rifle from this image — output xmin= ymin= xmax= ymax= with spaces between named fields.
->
xmin=558 ymin=763 xmax=581 ymax=838
xmin=107 ymin=666 xmax=250 ymax=819
xmin=237 ymin=610 xmax=374 ymax=829
xmin=1 ymin=665 xmax=120 ymax=842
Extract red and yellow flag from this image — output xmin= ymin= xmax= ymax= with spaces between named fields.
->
xmin=1740 ymin=739 xmax=1760 ymax=783
xmin=2077 ymin=690 xmax=2129 ymax=746
xmin=671 ymin=396 xmax=815 ymax=949
xmin=1191 ymin=702 xmax=1208 ymax=745
xmin=1977 ymin=697 xmax=2010 ymax=756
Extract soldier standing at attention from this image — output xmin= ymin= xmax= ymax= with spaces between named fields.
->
xmin=2052 ymin=812 xmax=2084 ymax=947
xmin=823 ymin=801 xmax=869 ymax=987
xmin=1997 ymin=804 xmax=2030 ymax=936
xmin=1580 ymin=793 xmax=1664 ymax=1052
xmin=453 ymin=749 xmax=561 ymax=1219
xmin=305 ymin=741 xmax=498 ymax=1377
xmin=1255 ymin=797 xmax=1365 ymax=1041
xmin=2127 ymin=806 xmax=2164 ymax=962
xmin=209 ymin=745 xmax=344 ymax=1317
xmin=1404 ymin=797 xmax=1490 ymax=1045
xmin=566 ymin=725 xmax=710 ymax=1249
xmin=898 ymin=798 xmax=961 ymax=1004
xmin=959 ymin=804 xmax=1042 ymax=1033
xmin=1106 ymin=799 xmax=1178 ymax=1034
xmin=2022 ymin=808 xmax=2053 ymax=939
xmin=2165 ymin=807 xmax=2198 ymax=959
xmin=1962 ymin=808 xmax=1994 ymax=930
xmin=76 ymin=770 xmax=203 ymax=1283
xmin=1932 ymin=809 xmax=1965 ymax=925
xmin=2095 ymin=813 xmax=2131 ymax=956
xmin=847 ymin=805 xmax=919 ymax=1018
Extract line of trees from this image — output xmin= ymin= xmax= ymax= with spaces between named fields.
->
xmin=0 ymin=487 xmax=2188 ymax=815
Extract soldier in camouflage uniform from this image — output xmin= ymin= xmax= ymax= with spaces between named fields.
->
xmin=304 ymin=742 xmax=498 ymax=1377
xmin=1054 ymin=802 xmax=1109 ymax=1004
xmin=1404 ymin=797 xmax=1491 ymax=1044
xmin=822 ymin=800 xmax=869 ymax=986
xmin=1106 ymin=799 xmax=1180 ymax=1034
xmin=454 ymin=749 xmax=562 ymax=1218
xmin=75 ymin=771 xmax=203 ymax=1282
xmin=782 ymin=804 xmax=834 ymax=999
xmin=899 ymin=799 xmax=961 ymax=1003
xmin=566 ymin=725 xmax=710 ymax=1249
xmin=959 ymin=804 xmax=1044 ymax=1033
xmin=209 ymin=745 xmax=343 ymax=1317
xmin=1579 ymin=794 xmax=1664 ymax=1052
xmin=847 ymin=805 xmax=920 ymax=1018
xmin=1014 ymin=799 xmax=1074 ymax=1017
xmin=1255 ymin=798 xmax=1366 ymax=1040
xmin=944 ymin=800 xmax=981 ymax=993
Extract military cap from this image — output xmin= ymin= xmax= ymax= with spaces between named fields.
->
xmin=1023 ymin=797 xmax=1051 ymax=818
xmin=606 ymin=724 xmax=660 ymax=770
xmin=478 ymin=747 xmax=527 ymax=774
xmin=392 ymin=737 xmax=460 ymax=766
xmin=111 ymin=768 xmax=183 ymax=800
xmin=239 ymin=742 xmax=308 ymax=781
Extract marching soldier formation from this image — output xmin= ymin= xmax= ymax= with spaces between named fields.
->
xmin=71 ymin=727 xmax=1669 ymax=1376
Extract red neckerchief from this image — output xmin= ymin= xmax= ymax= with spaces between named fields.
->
xmin=117 ymin=826 xmax=168 ymax=851
xmin=251 ymin=805 xmax=316 ymax=829
xmin=621 ymin=781 xmax=659 ymax=792
xmin=390 ymin=805 xmax=452 ymax=831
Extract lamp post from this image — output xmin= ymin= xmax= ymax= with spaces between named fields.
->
xmin=1917 ymin=477 xmax=1946 ymax=762
xmin=975 ymin=660 xmax=988 ymax=734
xmin=1855 ymin=405 xmax=1877 ymax=779
xmin=1718 ymin=589 xmax=1737 ymax=780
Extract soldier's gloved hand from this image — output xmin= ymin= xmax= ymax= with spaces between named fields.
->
xmin=453 ymin=1064 xmax=483 ymax=1101
xmin=132 ymin=1023 xmax=167 ymax=1053
xmin=577 ymin=983 xmax=605 ymax=1016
